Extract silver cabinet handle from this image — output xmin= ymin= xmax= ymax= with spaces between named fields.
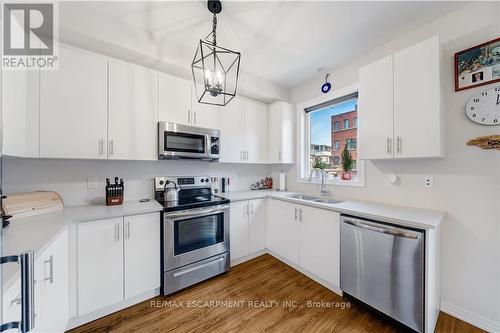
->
xmin=109 ymin=139 xmax=114 ymax=156
xmin=245 ymin=203 xmax=249 ymax=216
xmin=246 ymin=150 xmax=249 ymax=161
xmin=299 ymin=209 xmax=303 ymax=222
xmin=114 ymin=223 xmax=119 ymax=242
xmin=250 ymin=203 xmax=254 ymax=215
xmin=43 ymin=255 xmax=54 ymax=284
xmin=188 ymin=109 xmax=191 ymax=123
xmin=240 ymin=150 xmax=245 ymax=162
xmin=98 ymin=138 xmax=104 ymax=155
xmin=386 ymin=137 xmax=392 ymax=155
xmin=125 ymin=222 xmax=131 ymax=239
xmin=278 ymin=151 xmax=282 ymax=162
xmin=294 ymin=207 xmax=298 ymax=221
xmin=194 ymin=111 xmax=197 ymax=124
xmin=396 ymin=136 xmax=402 ymax=154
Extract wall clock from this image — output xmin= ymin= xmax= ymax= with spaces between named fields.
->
xmin=465 ymin=85 xmax=500 ymax=125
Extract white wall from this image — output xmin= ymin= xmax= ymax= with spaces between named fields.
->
xmin=287 ymin=2 xmax=500 ymax=331
xmin=3 ymin=157 xmax=270 ymax=206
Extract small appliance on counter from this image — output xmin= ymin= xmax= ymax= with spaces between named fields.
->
xmin=154 ymin=176 xmax=230 ymax=295
xmin=106 ymin=177 xmax=124 ymax=206
xmin=1 ymin=191 xmax=64 ymax=223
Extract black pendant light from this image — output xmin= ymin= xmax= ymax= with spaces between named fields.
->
xmin=191 ymin=0 xmax=241 ymax=106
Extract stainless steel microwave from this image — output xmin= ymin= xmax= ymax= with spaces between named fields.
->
xmin=158 ymin=122 xmax=220 ymax=161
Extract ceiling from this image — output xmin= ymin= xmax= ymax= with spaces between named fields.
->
xmin=60 ymin=1 xmax=466 ymax=88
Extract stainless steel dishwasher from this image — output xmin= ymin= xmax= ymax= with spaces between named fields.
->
xmin=340 ymin=215 xmax=425 ymax=332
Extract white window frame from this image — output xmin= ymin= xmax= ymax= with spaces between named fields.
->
xmin=296 ymin=83 xmax=365 ymax=187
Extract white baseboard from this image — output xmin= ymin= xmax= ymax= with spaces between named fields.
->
xmin=441 ymin=300 xmax=500 ymax=333
xmin=230 ymin=249 xmax=267 ymax=267
xmin=66 ymin=288 xmax=160 ymax=330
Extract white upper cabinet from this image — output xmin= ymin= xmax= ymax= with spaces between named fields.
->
xmin=219 ymin=97 xmax=269 ymax=163
xmin=40 ymin=45 xmax=108 ymax=159
xmin=358 ymin=36 xmax=442 ymax=160
xmin=393 ymin=36 xmax=442 ymax=158
xmin=1 ymin=69 xmax=39 ymax=158
xmin=158 ymin=73 xmax=193 ymax=126
xmin=219 ymin=97 xmax=246 ymax=163
xmin=244 ymin=100 xmax=268 ymax=163
xmin=108 ymin=61 xmax=158 ymax=160
xmin=191 ymin=96 xmax=221 ymax=129
xmin=358 ymin=55 xmax=394 ymax=160
xmin=268 ymin=101 xmax=294 ymax=164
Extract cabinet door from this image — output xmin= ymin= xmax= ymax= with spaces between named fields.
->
xmin=394 ymin=36 xmax=441 ymax=158
xmin=218 ymin=97 xmax=245 ymax=163
xmin=35 ymin=229 xmax=69 ymax=332
xmin=158 ymin=73 xmax=192 ymax=125
xmin=358 ymin=55 xmax=394 ymax=160
xmin=77 ymin=217 xmax=123 ymax=316
xmin=269 ymin=102 xmax=295 ymax=164
xmin=124 ymin=213 xmax=161 ymax=299
xmin=248 ymin=198 xmax=266 ymax=253
xmin=229 ymin=201 xmax=249 ymax=260
xmin=40 ymin=45 xmax=108 ymax=159
xmin=244 ymin=100 xmax=268 ymax=163
xmin=299 ymin=206 xmax=340 ymax=287
xmin=266 ymin=199 xmax=299 ymax=265
xmin=108 ymin=61 xmax=158 ymax=160
xmin=2 ymin=70 xmax=39 ymax=157
xmin=191 ymin=97 xmax=221 ymax=129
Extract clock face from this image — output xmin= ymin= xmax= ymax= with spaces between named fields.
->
xmin=465 ymin=85 xmax=500 ymax=125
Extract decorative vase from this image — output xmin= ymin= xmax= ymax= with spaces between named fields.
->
xmin=340 ymin=171 xmax=352 ymax=180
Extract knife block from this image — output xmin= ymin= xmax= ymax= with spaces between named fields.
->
xmin=106 ymin=181 xmax=124 ymax=206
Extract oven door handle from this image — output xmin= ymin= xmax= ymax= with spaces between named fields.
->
xmin=165 ymin=205 xmax=230 ymax=220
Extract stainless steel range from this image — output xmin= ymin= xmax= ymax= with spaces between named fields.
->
xmin=155 ymin=176 xmax=230 ymax=295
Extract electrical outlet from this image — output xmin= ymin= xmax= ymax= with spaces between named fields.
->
xmin=87 ymin=177 xmax=98 ymax=189
xmin=423 ymin=176 xmax=434 ymax=189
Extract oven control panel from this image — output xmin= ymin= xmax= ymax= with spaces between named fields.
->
xmin=155 ymin=176 xmax=212 ymax=190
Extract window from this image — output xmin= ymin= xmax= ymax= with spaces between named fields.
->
xmin=346 ymin=138 xmax=357 ymax=150
xmin=302 ymin=90 xmax=362 ymax=184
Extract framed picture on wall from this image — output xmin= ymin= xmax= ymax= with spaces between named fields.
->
xmin=455 ymin=37 xmax=500 ymax=91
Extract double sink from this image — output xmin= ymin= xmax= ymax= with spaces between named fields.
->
xmin=286 ymin=193 xmax=344 ymax=205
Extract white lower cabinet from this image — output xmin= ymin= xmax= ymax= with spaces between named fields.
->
xmin=230 ymin=199 xmax=266 ymax=261
xmin=33 ymin=229 xmax=69 ymax=333
xmin=298 ymin=205 xmax=340 ymax=287
xmin=267 ymin=199 xmax=340 ymax=288
xmin=76 ymin=212 xmax=160 ymax=317
xmin=266 ymin=199 xmax=299 ymax=265
xmin=123 ymin=213 xmax=161 ymax=299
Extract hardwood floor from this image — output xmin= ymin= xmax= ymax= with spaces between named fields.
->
xmin=68 ymin=254 xmax=484 ymax=333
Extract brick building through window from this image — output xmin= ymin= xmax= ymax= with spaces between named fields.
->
xmin=331 ymin=106 xmax=358 ymax=169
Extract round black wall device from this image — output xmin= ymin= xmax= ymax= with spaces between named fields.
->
xmin=208 ymin=0 xmax=222 ymax=14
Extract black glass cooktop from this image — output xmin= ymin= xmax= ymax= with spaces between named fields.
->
xmin=156 ymin=194 xmax=230 ymax=212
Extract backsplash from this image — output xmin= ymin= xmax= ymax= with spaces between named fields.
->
xmin=2 ymin=157 xmax=271 ymax=206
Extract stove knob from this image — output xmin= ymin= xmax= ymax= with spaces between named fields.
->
xmin=200 ymin=179 xmax=204 ymax=183
xmin=159 ymin=180 xmax=164 ymax=185
xmin=205 ymin=178 xmax=210 ymax=182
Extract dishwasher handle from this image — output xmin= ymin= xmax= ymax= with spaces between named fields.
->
xmin=342 ymin=217 xmax=422 ymax=240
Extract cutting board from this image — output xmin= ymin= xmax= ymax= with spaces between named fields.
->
xmin=2 ymin=191 xmax=64 ymax=220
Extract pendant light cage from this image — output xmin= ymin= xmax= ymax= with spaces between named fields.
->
xmin=191 ymin=6 xmax=241 ymax=106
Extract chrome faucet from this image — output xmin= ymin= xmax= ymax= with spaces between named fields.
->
xmin=308 ymin=168 xmax=329 ymax=195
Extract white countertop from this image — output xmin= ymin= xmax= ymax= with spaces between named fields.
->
xmin=2 ymin=200 xmax=163 ymax=290
xmin=219 ymin=190 xmax=445 ymax=230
